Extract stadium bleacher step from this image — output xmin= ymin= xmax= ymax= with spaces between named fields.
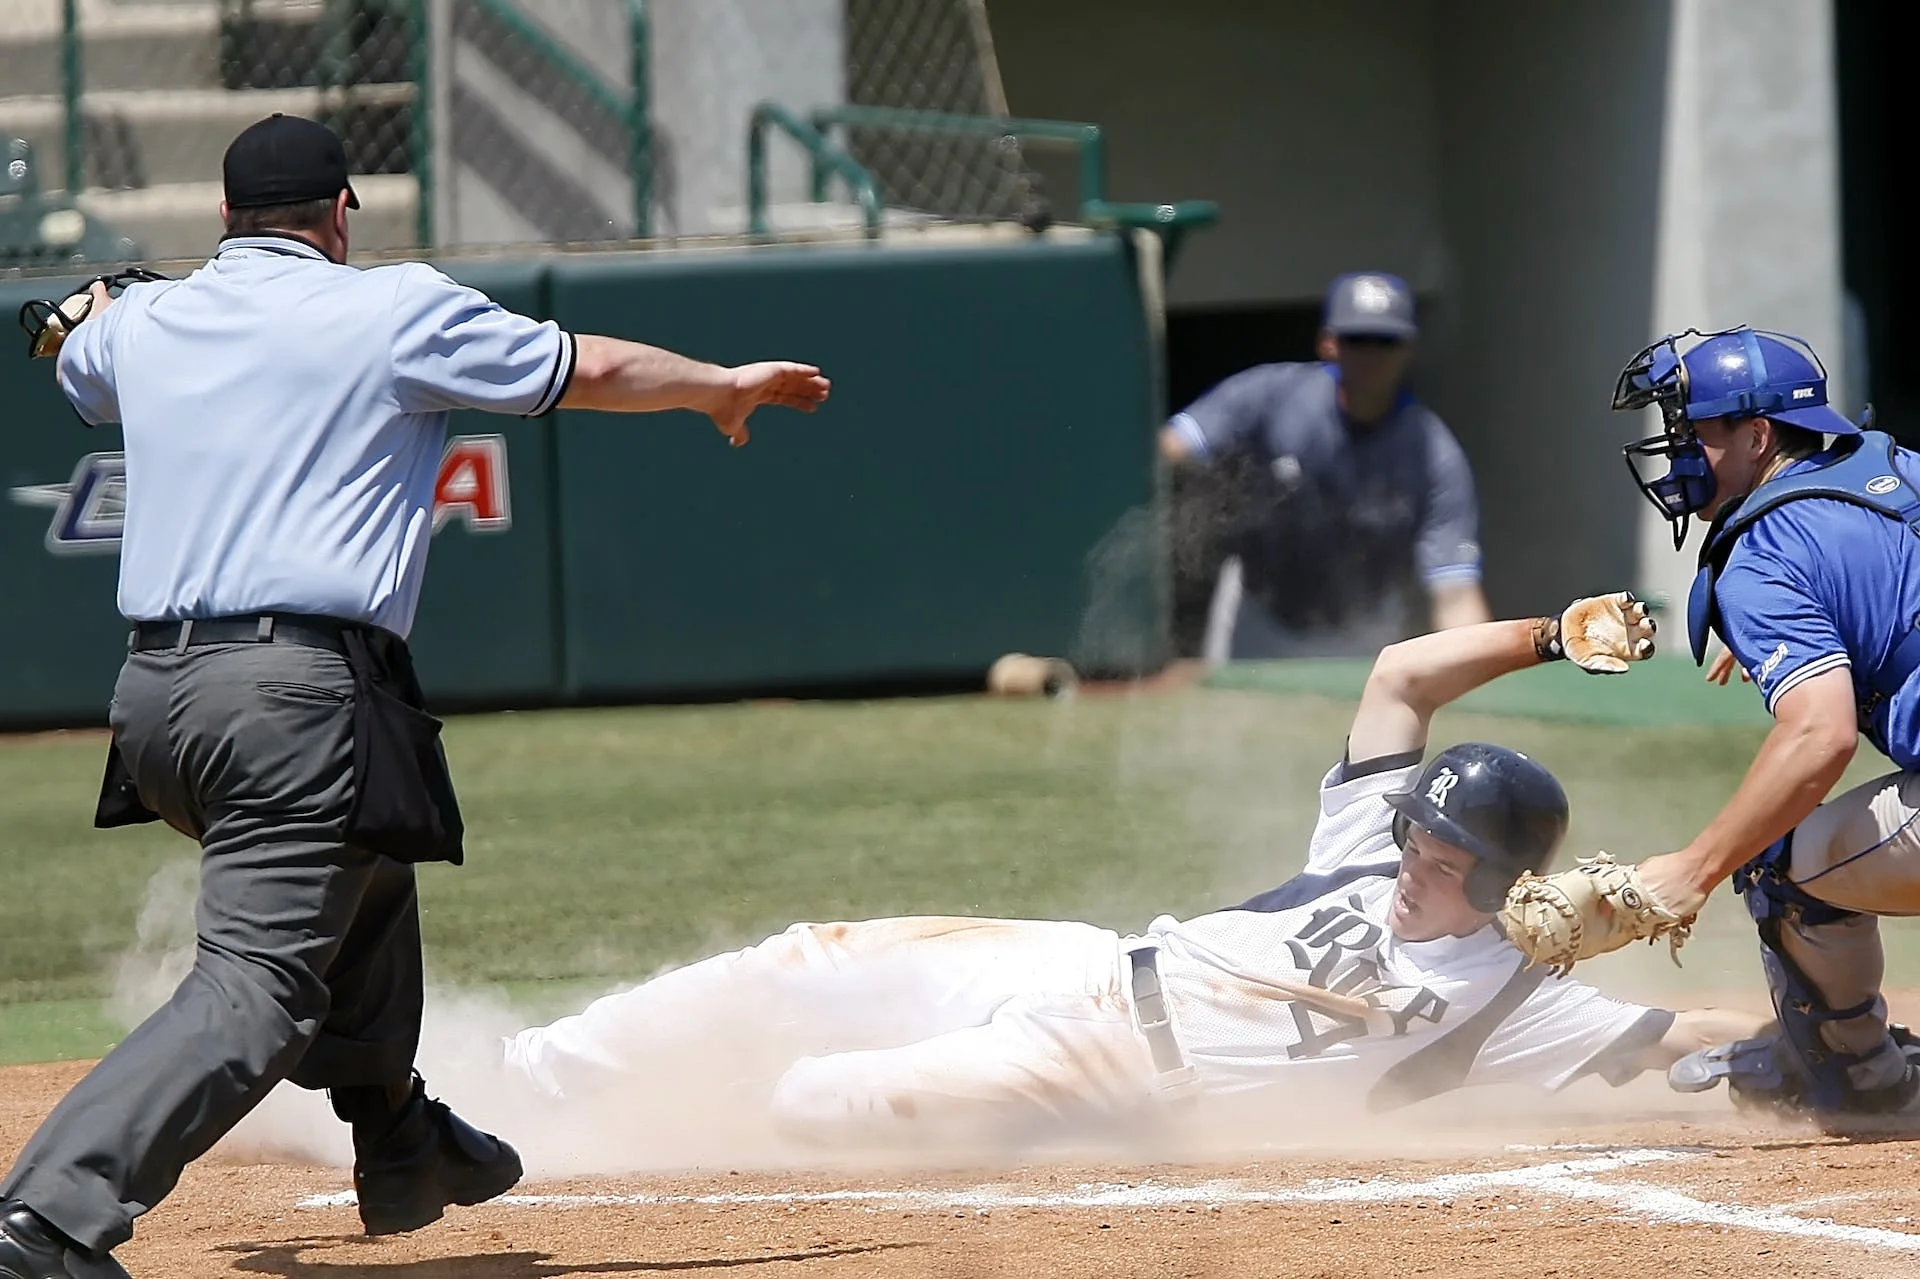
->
xmin=2 ymin=1 xmax=419 ymax=262
xmin=77 ymin=173 xmax=418 ymax=264
xmin=0 ymin=83 xmax=414 ymax=193
xmin=0 ymin=2 xmax=222 ymax=98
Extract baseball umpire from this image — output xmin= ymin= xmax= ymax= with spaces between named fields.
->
xmin=0 ymin=113 xmax=829 ymax=1279
xmin=1483 ymin=325 xmax=1920 ymax=1129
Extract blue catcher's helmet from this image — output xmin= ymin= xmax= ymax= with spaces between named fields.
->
xmin=1613 ymin=326 xmax=1864 ymax=547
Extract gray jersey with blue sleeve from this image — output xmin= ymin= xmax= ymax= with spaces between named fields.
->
xmin=1169 ymin=362 xmax=1482 ymax=633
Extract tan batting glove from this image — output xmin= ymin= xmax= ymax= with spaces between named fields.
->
xmin=1532 ymin=590 xmax=1657 ymax=674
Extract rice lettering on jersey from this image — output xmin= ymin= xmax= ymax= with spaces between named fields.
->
xmin=1282 ymin=894 xmax=1449 ymax=1059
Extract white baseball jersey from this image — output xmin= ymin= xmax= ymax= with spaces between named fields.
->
xmin=1146 ymin=752 xmax=1666 ymax=1111
xmin=501 ymin=752 xmax=1667 ymax=1148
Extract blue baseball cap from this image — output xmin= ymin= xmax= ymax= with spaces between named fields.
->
xmin=1324 ymin=272 xmax=1417 ymax=339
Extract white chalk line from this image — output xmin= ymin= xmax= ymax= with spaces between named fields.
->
xmin=1768 ymin=1190 xmax=1910 ymax=1214
xmin=296 ymin=1147 xmax=1920 ymax=1253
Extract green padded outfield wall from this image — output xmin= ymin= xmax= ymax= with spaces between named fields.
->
xmin=0 ymin=263 xmax=562 ymax=727
xmin=0 ymin=275 xmax=132 ymax=726
xmin=0 ymin=232 xmax=1164 ymax=727
xmin=544 ymin=234 xmax=1163 ymax=699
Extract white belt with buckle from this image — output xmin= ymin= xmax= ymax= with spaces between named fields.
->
xmin=1122 ymin=938 xmax=1199 ymax=1096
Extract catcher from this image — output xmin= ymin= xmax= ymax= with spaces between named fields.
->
xmin=1503 ymin=326 xmax=1920 ymax=1129
xmin=490 ymin=594 xmax=1763 ymax=1150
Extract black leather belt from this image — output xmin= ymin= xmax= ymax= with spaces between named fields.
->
xmin=128 ymin=613 xmax=358 ymax=656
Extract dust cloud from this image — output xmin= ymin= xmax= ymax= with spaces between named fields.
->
xmin=103 ymin=855 xmax=1720 ymax=1188
xmin=107 ymin=857 xmax=199 ymax=1030
xmin=92 ymin=537 xmax=1732 ymax=1183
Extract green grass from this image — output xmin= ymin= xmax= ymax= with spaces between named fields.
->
xmin=0 ymin=999 xmax=123 ymax=1066
xmin=1207 ymin=654 xmax=1776 ymax=726
xmin=2 ymin=685 xmax=1912 ymax=1065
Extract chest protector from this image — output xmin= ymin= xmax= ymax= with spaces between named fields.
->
xmin=1688 ymin=430 xmax=1920 ymax=734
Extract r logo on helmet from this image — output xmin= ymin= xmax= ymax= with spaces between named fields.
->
xmin=1425 ymin=768 xmax=1460 ymax=808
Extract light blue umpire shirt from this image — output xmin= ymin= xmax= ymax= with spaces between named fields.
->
xmin=54 ymin=234 xmax=576 ymax=638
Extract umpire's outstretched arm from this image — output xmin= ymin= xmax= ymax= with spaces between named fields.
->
xmin=561 ymin=335 xmax=830 ymax=449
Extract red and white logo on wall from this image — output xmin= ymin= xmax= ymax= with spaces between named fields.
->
xmin=11 ymin=435 xmax=515 ymax=555
xmin=431 ymin=434 xmax=511 ymax=533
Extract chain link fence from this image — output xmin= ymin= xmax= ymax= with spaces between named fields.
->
xmin=840 ymin=0 xmax=1046 ymax=226
xmin=0 ymin=0 xmax=1067 ymax=271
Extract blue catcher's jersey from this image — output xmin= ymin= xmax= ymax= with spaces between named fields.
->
xmin=1695 ymin=432 xmax=1920 ymax=766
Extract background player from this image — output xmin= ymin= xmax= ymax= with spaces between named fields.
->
xmin=1160 ymin=271 xmax=1491 ymax=661
xmin=479 ymin=592 xmax=1759 ymax=1154
xmin=1602 ymin=326 xmax=1920 ymax=1124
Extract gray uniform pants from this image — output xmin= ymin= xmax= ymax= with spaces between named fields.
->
xmin=1 ymin=640 xmax=423 ymax=1255
xmin=1768 ymin=768 xmax=1920 ymax=1092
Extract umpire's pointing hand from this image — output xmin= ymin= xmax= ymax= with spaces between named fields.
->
xmin=710 ymin=362 xmax=832 ymax=448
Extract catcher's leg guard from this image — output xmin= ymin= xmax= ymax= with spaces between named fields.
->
xmin=1671 ymin=1024 xmax=1920 ymax=1112
xmin=1674 ymin=840 xmax=1913 ymax=1115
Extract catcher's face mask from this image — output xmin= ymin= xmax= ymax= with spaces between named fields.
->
xmin=17 ymin=267 xmax=169 ymax=361
xmin=1616 ymin=330 xmax=1721 ymax=550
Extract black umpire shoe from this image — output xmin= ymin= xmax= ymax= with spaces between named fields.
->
xmin=0 ymin=1200 xmax=131 ymax=1279
xmin=348 ymin=1077 xmax=524 ymax=1237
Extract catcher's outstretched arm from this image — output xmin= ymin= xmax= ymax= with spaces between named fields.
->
xmin=1347 ymin=593 xmax=1657 ymax=762
xmin=1633 ymin=667 xmax=1858 ymax=920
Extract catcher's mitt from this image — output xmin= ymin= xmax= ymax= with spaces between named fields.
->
xmin=17 ymin=267 xmax=169 ymax=360
xmin=1499 ymin=851 xmax=1697 ymax=976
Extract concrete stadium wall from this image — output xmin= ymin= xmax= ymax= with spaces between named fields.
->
xmin=1634 ymin=0 xmax=1847 ymax=638
xmin=429 ymin=0 xmax=844 ymax=248
xmin=1420 ymin=0 xmax=1672 ymax=618
xmin=991 ymin=0 xmax=1845 ymax=627
xmin=989 ymin=0 xmax=1448 ymax=312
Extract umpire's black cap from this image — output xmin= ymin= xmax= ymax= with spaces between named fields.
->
xmin=223 ymin=113 xmax=361 ymax=210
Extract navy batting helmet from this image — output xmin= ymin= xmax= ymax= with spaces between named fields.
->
xmin=1383 ymin=743 xmax=1570 ymax=913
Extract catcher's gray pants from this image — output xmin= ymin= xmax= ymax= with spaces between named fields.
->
xmin=0 ymin=641 xmax=423 ymax=1256
xmin=1766 ymin=768 xmax=1920 ymax=1091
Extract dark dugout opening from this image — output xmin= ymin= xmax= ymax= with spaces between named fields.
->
xmin=1835 ymin=0 xmax=1920 ymax=448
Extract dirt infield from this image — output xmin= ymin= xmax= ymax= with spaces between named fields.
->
xmin=10 ymin=1060 xmax=1920 ymax=1277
